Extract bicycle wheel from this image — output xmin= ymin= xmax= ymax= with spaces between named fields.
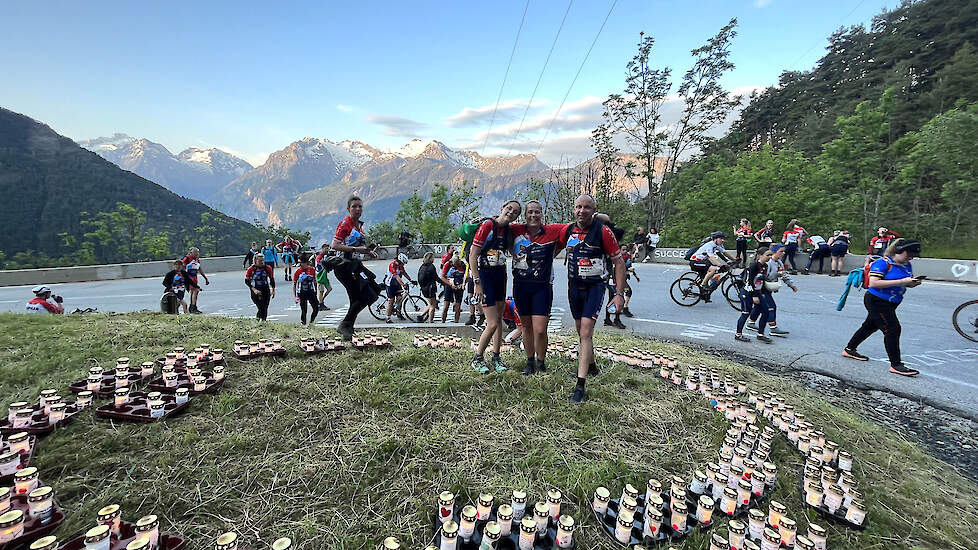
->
xmin=953 ymin=300 xmax=978 ymax=343
xmin=670 ymin=276 xmax=703 ymax=307
xmin=375 ymin=247 xmax=391 ymax=260
xmin=402 ymin=294 xmax=429 ymax=322
xmin=721 ymin=278 xmax=741 ymax=311
xmin=368 ymin=291 xmax=390 ymax=321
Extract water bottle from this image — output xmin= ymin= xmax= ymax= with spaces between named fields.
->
xmin=607 ymin=303 xmax=617 ymax=314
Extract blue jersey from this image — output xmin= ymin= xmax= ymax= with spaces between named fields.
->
xmin=866 ymin=257 xmax=912 ymax=303
xmin=262 ymin=246 xmax=279 ymax=264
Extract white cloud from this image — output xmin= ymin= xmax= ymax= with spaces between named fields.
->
xmin=753 ymin=0 xmax=773 ymax=7
xmin=444 ymin=98 xmax=550 ymax=127
xmin=336 ymin=104 xmax=354 ymax=113
xmin=366 ymin=114 xmax=428 ymax=137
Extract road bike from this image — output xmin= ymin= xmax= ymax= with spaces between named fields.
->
xmin=953 ymin=299 xmax=978 ymax=343
xmin=400 ymin=242 xmax=434 ymax=259
xmin=368 ymin=282 xmax=429 ymax=323
xmin=669 ymin=266 xmax=741 ymax=309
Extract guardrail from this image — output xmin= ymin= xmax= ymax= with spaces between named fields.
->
xmin=0 ymin=245 xmax=974 ymax=287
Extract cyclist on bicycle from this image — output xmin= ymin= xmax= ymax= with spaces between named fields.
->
xmin=689 ymin=231 xmax=733 ymax=302
xmin=397 ymin=229 xmax=412 ymax=258
xmin=384 ymin=253 xmax=416 ymax=323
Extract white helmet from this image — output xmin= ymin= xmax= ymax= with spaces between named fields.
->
xmin=32 ymin=285 xmax=52 ymax=295
xmin=397 ymin=253 xmax=408 ymax=264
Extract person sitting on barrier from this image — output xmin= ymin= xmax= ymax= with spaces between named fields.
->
xmin=644 ymin=227 xmax=660 ymax=262
xmin=162 ymin=259 xmax=199 ymax=314
xmin=26 ymin=285 xmax=64 ymax=314
xmin=243 ymin=242 xmax=259 ymax=270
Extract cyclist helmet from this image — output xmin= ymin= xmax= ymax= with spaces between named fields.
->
xmin=711 ymin=231 xmax=728 ymax=240
xmin=891 ymin=238 xmax=921 ymax=257
xmin=397 ymin=253 xmax=408 ymax=264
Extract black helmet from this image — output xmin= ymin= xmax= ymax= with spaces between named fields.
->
xmin=892 ymin=238 xmax=921 ymax=257
xmin=711 ymin=231 xmax=728 ymax=240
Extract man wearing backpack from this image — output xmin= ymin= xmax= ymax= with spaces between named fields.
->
xmin=559 ymin=195 xmax=627 ymax=403
xmin=293 ymin=254 xmax=320 ymax=325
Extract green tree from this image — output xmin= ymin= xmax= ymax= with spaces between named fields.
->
xmin=80 ymin=202 xmax=170 ymax=263
xmin=393 ymin=182 xmax=480 ymax=243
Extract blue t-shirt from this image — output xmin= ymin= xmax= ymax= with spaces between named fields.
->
xmin=866 ymin=257 xmax=912 ymax=303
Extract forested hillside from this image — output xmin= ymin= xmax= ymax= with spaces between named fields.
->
xmin=667 ymin=0 xmax=978 ymax=257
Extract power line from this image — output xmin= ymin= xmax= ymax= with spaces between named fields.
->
xmin=788 ymin=0 xmax=869 ymax=69
xmin=533 ymin=0 xmax=618 ymax=159
xmin=506 ymin=0 xmax=574 ymax=156
xmin=481 ymin=0 xmax=532 ymax=155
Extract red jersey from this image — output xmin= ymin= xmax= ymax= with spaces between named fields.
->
xmin=333 ymin=217 xmax=366 ymax=248
xmin=560 ymin=222 xmax=622 ymax=282
xmin=509 ymin=223 xmax=567 ymax=282
xmin=869 ymin=231 xmax=898 ymax=255
xmin=245 ymin=265 xmax=275 ymax=289
xmin=26 ymin=297 xmax=63 ymax=314
xmin=292 ymin=265 xmax=316 ymax=293
xmin=736 ymin=225 xmax=752 ymax=239
xmin=473 ymin=219 xmax=508 ymax=269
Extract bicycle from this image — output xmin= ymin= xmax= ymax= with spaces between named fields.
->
xmin=399 ymin=242 xmax=434 ymax=259
xmin=953 ymin=299 xmax=978 ymax=343
xmin=368 ymin=282 xmax=429 ymax=323
xmin=669 ymin=265 xmax=741 ymax=309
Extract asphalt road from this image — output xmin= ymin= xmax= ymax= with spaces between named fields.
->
xmin=2 ymin=260 xmax=976 ymax=418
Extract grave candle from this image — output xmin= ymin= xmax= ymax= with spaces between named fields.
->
xmin=149 ymin=402 xmax=165 ymax=419
xmin=215 ymin=532 xmax=238 ymax=550
xmin=555 ymin=515 xmax=574 ymax=548
xmin=187 ymin=368 xmax=202 ymax=379
xmin=458 ymin=506 xmax=477 ymax=540
xmin=97 ymin=504 xmax=122 ymax=535
xmin=233 ymin=341 xmax=244 ymax=353
xmin=163 ymin=372 xmax=178 ymax=388
xmin=518 ymin=517 xmax=536 ymax=550
xmin=747 ymin=508 xmax=765 ymax=540
xmin=480 ymin=522 xmax=500 ymax=550
xmin=440 ymin=521 xmax=458 ymax=550
xmin=718 ymin=451 xmax=732 ymax=474
xmin=807 ymin=523 xmax=827 ymax=550
xmin=381 ymin=537 xmax=399 ymax=550
xmin=125 ymin=540 xmax=149 ymax=550
xmin=42 ymin=395 xmax=61 ymax=416
xmin=844 ymin=488 xmax=861 ymax=509
xmin=27 ymin=486 xmax=54 ymax=523
xmin=7 ymin=402 xmax=29 ymax=425
xmin=14 ymin=467 xmax=39 ymax=494
xmin=671 ymin=500 xmax=688 ymax=532
xmin=533 ymin=501 xmax=549 ymax=534
xmin=670 ymin=475 xmax=686 ymax=496
xmin=644 ymin=505 xmax=663 ymax=538
xmin=645 ymin=478 xmax=662 ymax=504
xmin=620 ymin=495 xmax=637 ymax=516
xmin=250 ymin=342 xmax=260 ymax=353
xmin=174 ymin=347 xmax=186 ymax=360
xmin=839 ymin=472 xmax=856 ymax=494
xmin=134 ymin=514 xmax=160 ymax=549
xmin=761 ymin=527 xmax=780 ymax=550
xmin=690 ymin=470 xmax=709 ymax=494
xmin=592 ymin=487 xmax=609 ymax=516
xmin=86 ymin=374 xmax=102 ymax=392
xmin=695 ymin=495 xmax=714 ymax=525
xmin=737 ymin=478 xmax=752 ymax=506
xmin=795 ymin=535 xmax=816 ymax=550
xmin=175 ymin=387 xmax=190 ymax=404
xmin=720 ymin=487 xmax=737 ymax=516
xmin=0 ymin=487 xmax=9 ymax=513
xmin=193 ymin=376 xmax=207 ymax=392
xmin=728 ymin=466 xmax=744 ymax=488
xmin=114 ymin=387 xmax=130 ymax=408
xmin=763 ymin=462 xmax=777 ymax=487
xmin=7 ymin=432 xmax=30 ymax=455
xmin=670 ymin=486 xmax=686 ymax=510
xmin=476 ymin=493 xmax=494 ymax=521
xmin=778 ymin=517 xmax=797 ymax=546
xmin=614 ymin=510 xmax=634 ymax=544
xmin=712 ymin=473 xmax=727 ymax=502
xmin=728 ymin=520 xmax=747 ymax=549
xmin=821 ymin=466 xmax=839 ymax=491
xmin=646 ymin=493 xmax=663 ymax=512
xmin=0 ymin=510 xmax=24 ymax=543
xmin=213 ymin=349 xmax=224 ymax=361
xmin=742 ymin=459 xmax=756 ymax=481
xmin=437 ymin=491 xmax=455 ymax=524
xmin=511 ymin=490 xmax=527 ymax=520
xmin=546 ymin=489 xmax=561 ymax=519
xmin=621 ymin=483 xmax=639 ymax=503
xmin=84 ymin=525 xmax=111 ymax=550
xmin=805 ymin=482 xmax=824 ymax=507
xmin=798 ymin=434 xmax=811 ymax=453
xmin=273 ymin=339 xmax=283 ymax=350
xmin=165 ymin=353 xmax=177 ymax=366
xmin=838 ymin=450 xmax=853 ymax=471
xmin=12 ymin=409 xmax=32 ymax=429
xmin=38 ymin=390 xmax=57 ymax=410
xmin=29 ymin=535 xmax=58 ymax=550
xmin=824 ymin=441 xmax=839 ymax=463
xmin=768 ymin=501 xmax=786 ymax=529
xmin=845 ymin=499 xmax=866 ymax=525
xmin=496 ymin=504 xmax=513 ymax=536
xmin=710 ymin=534 xmax=729 ymax=550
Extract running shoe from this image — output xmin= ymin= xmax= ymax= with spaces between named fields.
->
xmin=588 ymin=363 xmax=600 ymax=376
xmin=521 ymin=358 xmax=536 ymax=376
xmin=385 ymin=317 xmax=393 ymax=324
xmin=491 ymin=356 xmax=508 ymax=373
xmin=889 ymin=363 xmax=919 ymax=377
xmin=802 ymin=268 xmax=810 ymax=275
xmin=842 ymin=348 xmax=868 ymax=361
xmin=569 ymin=385 xmax=587 ymax=403
xmin=756 ymin=335 xmax=773 ymax=344
xmin=734 ymin=334 xmax=751 ymax=343
xmin=770 ymin=327 xmax=790 ymax=337
xmin=613 ymin=319 xmax=627 ymax=329
xmin=622 ymin=308 xmax=634 ymax=318
xmin=471 ymin=355 xmax=489 ymax=374
xmin=745 ymin=321 xmax=758 ymax=332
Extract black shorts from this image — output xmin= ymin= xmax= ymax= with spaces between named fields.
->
xmin=444 ymin=286 xmax=463 ymax=303
xmin=513 ymin=280 xmax=553 ymax=317
xmin=568 ymin=280 xmax=605 ymax=320
xmin=689 ymin=260 xmax=711 ymax=277
xmin=386 ymin=279 xmax=402 ymax=299
xmin=478 ymin=268 xmax=507 ymax=307
xmin=421 ymin=284 xmax=438 ymax=300
xmin=831 ymin=243 xmax=849 ymax=257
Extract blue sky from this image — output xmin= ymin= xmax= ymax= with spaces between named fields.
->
xmin=2 ymin=0 xmax=896 ymax=166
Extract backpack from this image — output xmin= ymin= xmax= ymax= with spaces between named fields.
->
xmin=298 ymin=272 xmax=316 ymax=293
xmin=862 ymin=256 xmax=891 ymax=288
xmin=457 ymin=217 xmax=495 ymax=244
xmin=684 ymin=236 xmax=713 ymax=261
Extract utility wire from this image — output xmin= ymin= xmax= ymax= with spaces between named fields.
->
xmin=481 ymin=0 xmax=532 ymax=155
xmin=788 ymin=0 xmax=868 ymax=69
xmin=533 ymin=0 xmax=618 ymax=159
xmin=506 ymin=0 xmax=574 ymax=156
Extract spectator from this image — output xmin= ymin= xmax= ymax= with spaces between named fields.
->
xmin=827 ymin=230 xmax=851 ymax=276
xmin=26 ymin=285 xmax=64 ymax=314
xmin=781 ymin=219 xmax=806 ymax=274
xmin=331 ymin=196 xmax=380 ymax=340
xmin=644 ymin=228 xmax=660 ymax=262
xmin=261 ymin=240 xmax=280 ymax=273
xmin=418 ymin=252 xmax=440 ymax=323
xmin=243 ymin=242 xmax=259 ymax=269
xmin=803 ymin=234 xmax=831 ymax=274
xmin=440 ymin=257 xmax=465 ymax=323
xmin=162 ymin=259 xmax=198 ymax=314
xmin=314 ymin=244 xmax=333 ymax=310
xmin=733 ymin=218 xmax=752 ymax=266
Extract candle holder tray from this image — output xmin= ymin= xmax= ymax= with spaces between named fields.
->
xmin=94 ymin=392 xmax=191 ymax=423
xmin=231 ymin=348 xmax=287 ymax=361
xmin=58 ymin=520 xmax=187 ymax=550
xmin=795 ymin=473 xmax=867 ymax=531
xmin=0 ymin=435 xmax=37 ymax=486
xmin=146 ymin=371 xmax=225 ymax=395
xmin=68 ymin=369 xmax=155 ymax=397
xmin=0 ymin=495 xmax=65 ymax=550
xmin=300 ymin=339 xmax=346 ymax=355
xmin=154 ymin=353 xmax=225 ymax=369
xmin=430 ymin=508 xmax=571 ymax=550
xmin=0 ymin=403 xmax=83 ymax=436
xmin=352 ymin=340 xmax=392 ymax=351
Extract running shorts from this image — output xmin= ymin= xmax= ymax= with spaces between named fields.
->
xmin=478 ymin=268 xmax=507 ymax=307
xmin=831 ymin=243 xmax=849 ymax=257
xmin=568 ymin=279 xmax=605 ymax=320
xmin=513 ymin=280 xmax=553 ymax=317
xmin=386 ymin=278 xmax=402 ymax=300
xmin=445 ymin=287 xmax=463 ymax=303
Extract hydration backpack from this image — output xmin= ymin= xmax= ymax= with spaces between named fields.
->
xmin=298 ymin=272 xmax=316 ymax=293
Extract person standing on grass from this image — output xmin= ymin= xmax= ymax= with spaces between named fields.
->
xmin=314 ymin=244 xmax=332 ymax=310
xmin=163 ymin=259 xmax=198 ymax=314
xmin=744 ymin=244 xmax=797 ymax=337
xmin=560 ymin=194 xmax=626 ymax=403
xmin=418 ymin=252 xmax=440 ymax=323
xmin=440 ymin=257 xmax=465 ymax=323
xmin=182 ymin=247 xmax=210 ymax=314
xmin=469 ymin=200 xmax=523 ymax=374
xmin=735 ymin=246 xmax=773 ymax=344
xmin=245 ymin=255 xmax=275 ymax=321
xmin=243 ymin=242 xmax=259 ymax=269
xmin=293 ymin=254 xmax=319 ymax=325
xmin=508 ymin=200 xmax=565 ymax=375
xmin=842 ymin=239 xmax=923 ymax=377
xmin=331 ymin=196 xmax=380 ymax=340
xmin=733 ymin=218 xmax=752 ymax=266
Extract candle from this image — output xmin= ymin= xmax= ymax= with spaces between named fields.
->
xmin=114 ymin=387 xmax=131 ymax=408
xmin=38 ymin=389 xmax=57 ymax=410
xmin=592 ymin=487 xmax=611 ymax=519
xmin=175 ymin=387 xmax=190 ymax=404
xmin=174 ymin=347 xmax=186 ymax=360
xmin=798 ymin=434 xmax=811 ymax=453
xmin=671 ymin=500 xmax=688 ymax=532
xmin=7 ymin=402 xmax=28 ymax=425
xmin=480 ymin=522 xmax=500 ymax=550
xmin=476 ymin=493 xmax=494 ymax=521
xmin=728 ymin=519 xmax=746 ymax=549
xmin=48 ymin=402 xmax=66 ymax=425
xmin=743 ymin=540 xmax=761 ymax=550
xmin=621 ymin=483 xmax=639 ymax=503
xmin=821 ymin=466 xmax=839 ymax=491
xmin=533 ymin=501 xmax=549 ymax=534
xmin=27 ymin=486 xmax=54 ymax=523
xmin=778 ymin=517 xmax=797 ymax=546
xmin=712 ymin=473 xmax=728 ymax=502
xmin=437 ymin=491 xmax=455 ymax=524
xmin=718 ymin=451 xmax=732 ymax=474
xmin=273 ymin=339 xmax=283 ymax=350
xmin=555 ymin=515 xmax=574 ymax=548
xmin=518 ymin=517 xmax=536 ymax=550
xmin=747 ymin=509 xmax=765 ymax=540
xmin=838 ymin=450 xmax=853 ymax=471
xmin=150 ymin=401 xmax=165 ymax=418
xmin=511 ymin=490 xmax=527 ymax=520
xmin=690 ymin=470 xmax=709 ymax=495
xmin=710 ymin=534 xmax=729 ymax=550
xmin=42 ymin=394 xmax=61 ymax=416
xmin=614 ymin=509 xmax=634 ymax=544
xmin=695 ymin=495 xmax=714 ymax=525
xmin=193 ymin=376 xmax=207 ymax=392
xmin=233 ymin=341 xmax=244 ymax=352
xmin=250 ymin=342 xmax=260 ymax=353
xmin=768 ymin=501 xmax=786 ymax=528
xmin=728 ymin=465 xmax=744 ymax=488
xmin=84 ymin=525 xmax=111 ymax=550
xmin=824 ymin=441 xmax=839 ymax=463
xmin=761 ymin=528 xmax=781 ymax=550
xmin=844 ymin=488 xmax=861 ymax=509
xmin=97 ymin=504 xmax=122 ymax=535
xmin=737 ymin=478 xmax=752 ymax=506
xmin=213 ymin=365 xmax=225 ymax=382
xmin=0 ymin=510 xmax=24 ymax=543
xmin=215 ymin=532 xmax=238 ymax=550
xmin=134 ymin=515 xmax=160 ymax=550
xmin=76 ymin=391 xmax=94 ymax=409
xmin=670 ymin=475 xmax=686 ymax=496
xmin=644 ymin=506 xmax=663 ymax=538
xmin=807 ymin=523 xmax=827 ymax=550
xmin=720 ymin=487 xmax=737 ymax=516
xmin=14 ymin=467 xmax=39 ymax=495
xmin=188 ymin=368 xmax=202 ymax=379
xmin=645 ymin=479 xmax=662 ymax=504
xmin=7 ymin=432 xmax=30 ymax=455
xmin=646 ymin=493 xmax=663 ymax=512
xmin=805 ymin=482 xmax=824 ymax=507
xmin=546 ymin=489 xmax=561 ymax=519
xmin=459 ymin=505 xmax=477 ymax=540
xmin=29 ymin=535 xmax=59 ymax=550
xmin=213 ymin=349 xmax=224 ymax=361
xmin=165 ymin=353 xmax=177 ymax=366
xmin=13 ymin=409 xmax=33 ymax=429
xmin=794 ymin=535 xmax=815 ymax=550
xmin=440 ymin=521 xmax=458 ymax=550
xmin=163 ymin=372 xmax=178 ymax=388
xmin=496 ymin=504 xmax=513 ymax=536
xmin=620 ymin=495 xmax=637 ymax=515
xmin=0 ymin=487 xmax=9 ymax=513
xmin=845 ymin=499 xmax=866 ymax=525
xmin=670 ymin=486 xmax=686 ymax=509
xmin=763 ymin=462 xmax=777 ymax=487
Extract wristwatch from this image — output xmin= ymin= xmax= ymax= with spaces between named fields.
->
xmin=473 ymin=278 xmax=481 ymax=284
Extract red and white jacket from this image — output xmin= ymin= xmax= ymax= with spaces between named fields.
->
xmin=26 ymin=298 xmax=63 ymax=314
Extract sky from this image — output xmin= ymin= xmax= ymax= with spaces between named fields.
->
xmin=1 ymin=0 xmax=897 ymax=167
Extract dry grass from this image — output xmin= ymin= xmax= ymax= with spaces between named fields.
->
xmin=1 ymin=313 xmax=976 ymax=549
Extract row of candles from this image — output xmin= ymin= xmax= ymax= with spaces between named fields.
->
xmin=353 ymin=334 xmax=391 ymax=347
xmin=232 ymin=339 xmax=284 ymax=356
xmin=5 ymin=388 xmax=85 ymax=429
xmin=300 ymin=338 xmax=345 ymax=352
xmin=412 ymin=335 xmax=462 ymax=349
xmin=0 ymin=469 xmax=55 ymax=543
xmin=161 ymin=344 xmax=223 ymax=366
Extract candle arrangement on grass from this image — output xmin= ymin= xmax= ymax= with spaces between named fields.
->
xmin=154 ymin=345 xmax=225 ymax=369
xmin=146 ymin=361 xmax=226 ymax=396
xmin=231 ymin=340 xmax=286 ymax=360
xmin=54 ymin=506 xmax=187 ymax=550
xmin=413 ymin=334 xmax=462 ymax=349
xmin=68 ymin=358 xmax=156 ymax=398
xmin=299 ymin=338 xmax=346 ymax=355
xmin=426 ymin=488 xmax=578 ymax=550
xmin=353 ymin=333 xmax=392 ymax=350
xmin=94 ymin=391 xmax=192 ymax=423
xmin=0 ymin=392 xmax=83 ymax=436
xmin=0 ymin=432 xmax=37 ymax=486
xmin=0 ymin=478 xmax=65 ymax=549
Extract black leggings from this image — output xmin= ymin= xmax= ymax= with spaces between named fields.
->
xmin=250 ymin=287 xmax=271 ymax=321
xmin=737 ymin=290 xmax=770 ymax=335
xmin=846 ymin=293 xmax=902 ymax=366
xmin=334 ymin=261 xmax=379 ymax=330
xmin=806 ymin=245 xmax=830 ymax=271
xmin=736 ymin=239 xmax=748 ymax=262
xmin=299 ymin=290 xmax=319 ymax=325
xmin=784 ymin=243 xmax=798 ymax=270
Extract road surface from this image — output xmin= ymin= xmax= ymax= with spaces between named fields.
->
xmin=2 ymin=260 xmax=975 ymax=418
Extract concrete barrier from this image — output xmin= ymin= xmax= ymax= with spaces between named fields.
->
xmin=1 ymin=245 xmax=974 ymax=287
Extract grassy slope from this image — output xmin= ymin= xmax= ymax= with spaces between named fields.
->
xmin=1 ymin=313 xmax=976 ymax=550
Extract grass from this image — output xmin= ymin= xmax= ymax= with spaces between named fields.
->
xmin=1 ymin=312 xmax=977 ymax=550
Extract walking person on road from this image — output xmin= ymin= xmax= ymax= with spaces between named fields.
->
xmin=245 ymin=255 xmax=275 ymax=322
xmin=735 ymin=246 xmax=773 ymax=343
xmin=162 ymin=259 xmax=198 ymax=314
xmin=827 ymin=230 xmax=851 ymax=276
xmin=560 ymin=194 xmax=626 ymax=403
xmin=745 ymin=244 xmax=797 ymax=337
xmin=243 ymin=242 xmax=259 ymax=269
xmin=314 ymin=244 xmax=332 ymax=309
xmin=440 ymin=257 xmax=465 ymax=323
xmin=261 ymin=240 xmax=280 ymax=274
xmin=293 ymin=254 xmax=319 ymax=325
xmin=469 ymin=200 xmax=523 ymax=373
xmin=278 ymin=236 xmax=301 ymax=282
xmin=384 ymin=253 xmax=415 ymax=323
xmin=842 ymin=239 xmax=923 ymax=377
xmin=733 ymin=218 xmax=753 ymax=266
xmin=331 ymin=196 xmax=380 ymax=340
xmin=182 ymin=247 xmax=210 ymax=314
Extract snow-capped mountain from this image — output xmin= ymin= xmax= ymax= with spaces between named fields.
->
xmin=78 ymin=134 xmax=253 ymax=204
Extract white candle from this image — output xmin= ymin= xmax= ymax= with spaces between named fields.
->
xmin=439 ymin=521 xmax=458 ymax=550
xmin=0 ymin=510 xmax=24 ymax=543
xmin=518 ymin=517 xmax=536 ymax=550
xmin=614 ymin=510 xmax=634 ymax=544
xmin=27 ymin=486 xmax=54 ymax=523
xmin=591 ymin=487 xmax=609 ymax=515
